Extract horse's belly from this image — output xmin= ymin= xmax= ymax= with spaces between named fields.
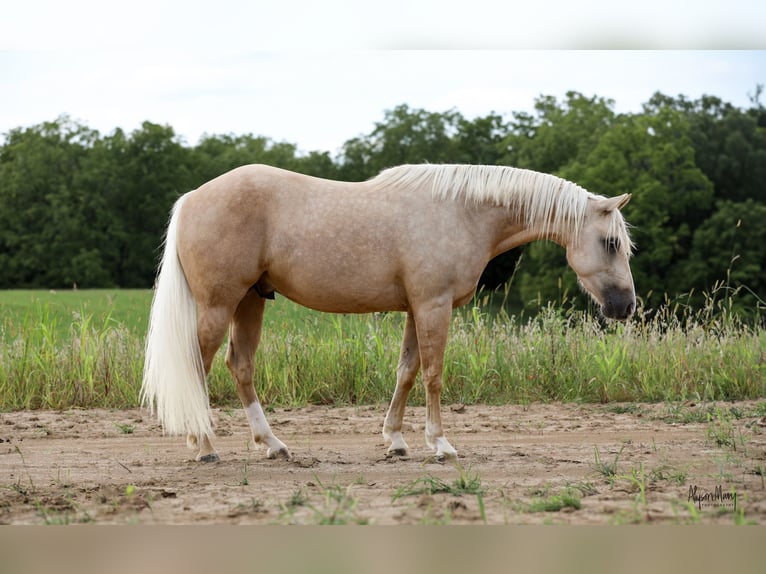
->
xmin=276 ymin=282 xmax=407 ymax=314
xmin=266 ymin=267 xmax=407 ymax=314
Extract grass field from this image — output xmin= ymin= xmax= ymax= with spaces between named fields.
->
xmin=1 ymin=289 xmax=764 ymax=411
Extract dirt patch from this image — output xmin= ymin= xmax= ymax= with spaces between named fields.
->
xmin=1 ymin=402 xmax=764 ymax=524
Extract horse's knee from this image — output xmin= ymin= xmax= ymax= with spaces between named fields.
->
xmin=396 ymin=364 xmax=418 ymax=389
xmin=396 ymin=354 xmax=420 ymax=385
xmin=422 ymin=373 xmax=443 ymax=394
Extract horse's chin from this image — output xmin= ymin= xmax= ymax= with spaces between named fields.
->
xmin=601 ymin=306 xmax=631 ymax=322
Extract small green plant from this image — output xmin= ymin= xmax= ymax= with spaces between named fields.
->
xmin=649 ymin=464 xmax=688 ymax=485
xmin=13 ymin=446 xmax=36 ymax=493
xmin=656 ymin=402 xmax=714 ymax=424
xmin=36 ymin=501 xmax=94 ymax=525
xmin=606 ymin=403 xmax=642 ymax=415
xmin=566 ymin=480 xmax=599 ymax=497
xmin=302 ymin=475 xmax=368 ymax=525
xmin=451 ymin=462 xmax=484 ymax=496
xmin=239 ymin=458 xmax=251 ymax=486
xmin=392 ymin=462 xmax=486 ymax=523
xmin=392 ymin=462 xmax=484 ymax=500
xmin=591 ymin=444 xmax=625 ymax=482
xmin=115 ymin=423 xmax=135 ymax=434
xmin=706 ymin=407 xmax=748 ymax=451
xmin=621 ymin=463 xmax=649 ymax=522
xmin=392 ymin=475 xmax=453 ymax=500
xmin=287 ymin=488 xmax=309 ymax=508
xmin=525 ymin=489 xmax=581 ymax=513
xmin=671 ymin=500 xmax=702 ymax=524
xmin=733 ymin=494 xmax=757 ymax=525
xmin=276 ymin=488 xmax=310 ymax=524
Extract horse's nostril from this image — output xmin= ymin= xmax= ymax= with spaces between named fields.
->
xmin=603 ymin=295 xmax=636 ymax=320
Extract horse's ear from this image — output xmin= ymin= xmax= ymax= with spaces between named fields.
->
xmin=599 ymin=193 xmax=631 ymax=213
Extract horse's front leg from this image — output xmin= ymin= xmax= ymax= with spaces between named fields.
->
xmin=383 ymin=312 xmax=420 ymax=456
xmin=413 ymin=301 xmax=457 ymax=460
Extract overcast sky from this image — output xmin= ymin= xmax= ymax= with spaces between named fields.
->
xmin=2 ymin=1 xmax=764 ymax=156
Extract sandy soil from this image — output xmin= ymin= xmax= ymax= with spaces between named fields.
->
xmin=1 ymin=402 xmax=764 ymax=525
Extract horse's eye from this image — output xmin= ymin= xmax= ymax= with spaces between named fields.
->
xmin=605 ymin=237 xmax=620 ymax=253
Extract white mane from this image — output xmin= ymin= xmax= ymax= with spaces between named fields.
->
xmin=372 ymin=164 xmax=631 ymax=250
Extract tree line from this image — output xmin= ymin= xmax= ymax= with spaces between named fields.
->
xmin=1 ymin=90 xmax=764 ymax=316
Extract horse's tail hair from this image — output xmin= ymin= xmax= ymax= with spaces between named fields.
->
xmin=140 ymin=192 xmax=213 ymax=439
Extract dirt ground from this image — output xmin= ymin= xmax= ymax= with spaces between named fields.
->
xmin=1 ymin=401 xmax=764 ymax=525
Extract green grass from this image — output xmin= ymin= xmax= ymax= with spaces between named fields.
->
xmin=591 ymin=444 xmax=625 ymax=482
xmin=0 ymin=289 xmax=764 ymax=411
xmin=525 ymin=490 xmax=582 ymax=513
xmin=392 ymin=462 xmax=487 ymax=523
xmin=0 ymin=289 xmax=152 ymax=337
xmin=392 ymin=463 xmax=485 ymax=501
xmin=278 ymin=475 xmax=368 ymax=525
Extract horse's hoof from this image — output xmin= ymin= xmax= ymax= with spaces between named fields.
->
xmin=267 ymin=447 xmax=292 ymax=461
xmin=433 ymin=451 xmax=458 ymax=464
xmin=386 ymin=447 xmax=409 ymax=457
xmin=425 ymin=454 xmax=450 ymax=464
xmin=197 ymin=453 xmax=220 ymax=463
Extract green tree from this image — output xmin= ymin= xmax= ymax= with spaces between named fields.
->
xmin=0 ymin=116 xmax=108 ymax=288
xmin=338 ymin=104 xmax=462 ymax=181
xmin=685 ymin=200 xmax=766 ymax=312
xmin=110 ymin=122 xmax=194 ymax=287
xmin=501 ymin=91 xmax=617 ymax=173
xmin=190 ymin=133 xmax=337 ymax=185
xmin=644 ymin=92 xmax=766 ymax=205
xmin=294 ymin=150 xmax=339 ymax=179
xmin=453 ymin=112 xmax=509 ymax=165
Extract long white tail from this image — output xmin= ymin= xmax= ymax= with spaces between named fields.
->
xmin=140 ymin=193 xmax=213 ymax=439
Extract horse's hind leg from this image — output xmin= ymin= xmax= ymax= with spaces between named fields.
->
xmin=226 ymin=290 xmax=290 ymax=460
xmin=382 ymin=312 xmax=420 ymax=456
xmin=189 ymin=304 xmax=233 ymax=462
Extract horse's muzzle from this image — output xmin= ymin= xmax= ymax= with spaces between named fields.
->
xmin=601 ymin=286 xmax=636 ymax=321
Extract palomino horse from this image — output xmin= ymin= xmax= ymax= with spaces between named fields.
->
xmin=141 ymin=164 xmax=635 ymax=462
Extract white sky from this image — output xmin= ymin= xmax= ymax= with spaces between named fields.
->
xmin=1 ymin=1 xmax=765 ymax=156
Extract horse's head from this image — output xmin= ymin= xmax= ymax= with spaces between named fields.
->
xmin=566 ymin=194 xmax=636 ymax=321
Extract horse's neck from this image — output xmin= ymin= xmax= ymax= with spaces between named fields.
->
xmin=484 ymin=201 xmax=568 ymax=259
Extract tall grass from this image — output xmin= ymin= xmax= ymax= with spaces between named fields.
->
xmin=0 ymin=300 xmax=144 ymax=409
xmin=1 ymin=289 xmax=764 ymax=411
